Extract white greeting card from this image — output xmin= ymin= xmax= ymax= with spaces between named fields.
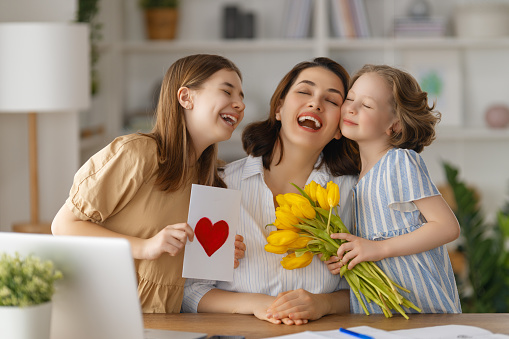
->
xmin=182 ymin=184 xmax=241 ymax=281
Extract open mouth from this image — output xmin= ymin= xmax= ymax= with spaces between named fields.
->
xmin=298 ymin=115 xmax=322 ymax=130
xmin=220 ymin=113 xmax=238 ymax=126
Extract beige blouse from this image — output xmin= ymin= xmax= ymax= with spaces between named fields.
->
xmin=66 ymin=134 xmax=193 ymax=313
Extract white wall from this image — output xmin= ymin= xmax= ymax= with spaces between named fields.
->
xmin=0 ymin=1 xmax=80 ymax=231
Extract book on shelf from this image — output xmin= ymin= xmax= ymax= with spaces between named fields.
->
xmin=330 ymin=0 xmax=371 ymax=39
xmin=281 ymin=0 xmax=312 ymax=39
xmin=394 ymin=16 xmax=446 ymax=38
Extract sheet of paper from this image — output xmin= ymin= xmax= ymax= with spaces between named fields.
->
xmin=392 ymin=324 xmax=508 ymax=338
xmin=314 ymin=326 xmax=405 ymax=339
xmin=182 ymin=184 xmax=241 ymax=281
xmin=262 ymin=325 xmax=509 ymax=339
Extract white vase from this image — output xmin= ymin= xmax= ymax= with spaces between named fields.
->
xmin=0 ymin=302 xmax=52 ymax=339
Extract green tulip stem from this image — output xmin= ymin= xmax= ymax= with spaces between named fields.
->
xmin=326 ymin=207 xmax=332 ymax=234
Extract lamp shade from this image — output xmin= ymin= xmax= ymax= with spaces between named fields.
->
xmin=0 ymin=22 xmax=90 ymax=112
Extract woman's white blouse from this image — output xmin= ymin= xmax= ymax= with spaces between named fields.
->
xmin=182 ymin=155 xmax=356 ymax=313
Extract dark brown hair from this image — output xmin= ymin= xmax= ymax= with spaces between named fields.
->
xmin=144 ymin=54 xmax=242 ymax=192
xmin=242 ymin=57 xmax=359 ymax=176
xmin=351 ymin=64 xmax=440 ymax=153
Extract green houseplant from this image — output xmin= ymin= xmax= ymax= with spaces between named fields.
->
xmin=77 ymin=0 xmax=102 ymax=95
xmin=139 ymin=0 xmax=179 ymax=40
xmin=443 ymin=162 xmax=509 ymax=312
xmin=0 ymin=253 xmax=62 ymax=339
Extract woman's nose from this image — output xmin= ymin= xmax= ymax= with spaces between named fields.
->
xmin=233 ymin=99 xmax=245 ymax=111
xmin=308 ymin=98 xmax=322 ymax=112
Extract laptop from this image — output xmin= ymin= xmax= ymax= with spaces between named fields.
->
xmin=0 ymin=232 xmax=206 ymax=339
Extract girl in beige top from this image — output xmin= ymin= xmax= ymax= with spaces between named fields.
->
xmin=52 ymin=54 xmax=247 ymax=313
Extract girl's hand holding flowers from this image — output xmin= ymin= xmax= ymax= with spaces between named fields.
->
xmin=332 ymin=233 xmax=388 ymax=270
xmin=265 ymin=180 xmax=421 ymax=319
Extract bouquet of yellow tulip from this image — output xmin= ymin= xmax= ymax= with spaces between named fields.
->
xmin=265 ymin=181 xmax=421 ymax=319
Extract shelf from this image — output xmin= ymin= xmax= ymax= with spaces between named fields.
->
xmin=119 ymin=37 xmax=509 ymax=54
xmin=436 ymin=127 xmax=509 ymax=141
xmin=327 ymin=37 xmax=509 ymax=50
xmin=120 ymin=39 xmax=315 ymax=54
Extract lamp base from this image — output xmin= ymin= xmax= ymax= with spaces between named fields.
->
xmin=12 ymin=222 xmax=52 ymax=234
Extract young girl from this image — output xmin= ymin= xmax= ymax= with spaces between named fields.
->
xmin=51 ymin=54 xmax=246 ymax=313
xmin=329 ymin=64 xmax=461 ymax=314
xmin=183 ymin=57 xmax=359 ymax=325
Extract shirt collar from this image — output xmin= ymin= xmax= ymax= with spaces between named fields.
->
xmin=241 ymin=154 xmax=331 ymax=186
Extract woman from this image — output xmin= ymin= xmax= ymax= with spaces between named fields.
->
xmin=183 ymin=57 xmax=359 ymax=324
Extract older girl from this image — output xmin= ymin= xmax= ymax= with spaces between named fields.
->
xmin=52 ymin=54 xmax=246 ymax=313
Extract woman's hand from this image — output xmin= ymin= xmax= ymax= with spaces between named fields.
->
xmin=265 ymin=289 xmax=329 ymax=325
xmin=331 ymin=233 xmax=386 ymax=270
xmin=234 ymin=234 xmax=246 ymax=269
xmin=143 ymin=223 xmax=194 ymax=260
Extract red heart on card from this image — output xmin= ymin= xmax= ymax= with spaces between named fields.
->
xmin=195 ymin=217 xmax=229 ymax=257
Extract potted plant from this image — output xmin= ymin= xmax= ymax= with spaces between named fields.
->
xmin=0 ymin=253 xmax=62 ymax=339
xmin=139 ymin=0 xmax=179 ymax=40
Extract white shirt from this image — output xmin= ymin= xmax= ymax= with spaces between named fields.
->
xmin=182 ymin=155 xmax=356 ymax=313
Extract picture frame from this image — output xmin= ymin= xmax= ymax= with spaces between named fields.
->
xmin=402 ymin=50 xmax=463 ymax=127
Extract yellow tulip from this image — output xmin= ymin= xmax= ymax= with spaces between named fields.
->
xmin=326 ymin=181 xmax=340 ymax=208
xmin=281 ymin=252 xmax=313 ymax=270
xmin=304 ymin=181 xmax=318 ymax=202
xmin=316 ymin=185 xmax=329 ymax=210
xmin=276 ymin=194 xmax=289 ymax=208
xmin=274 ymin=218 xmax=299 ymax=232
xmin=275 ymin=208 xmax=299 ymax=228
xmin=287 ymin=236 xmax=313 ymax=249
xmin=266 ymin=230 xmax=299 ymax=246
xmin=297 ymin=201 xmax=316 ymax=219
xmin=283 ymin=193 xmax=309 ymax=207
xmin=264 ymin=244 xmax=289 ymax=254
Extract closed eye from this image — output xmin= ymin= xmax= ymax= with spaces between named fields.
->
xmin=363 ymin=104 xmax=372 ymax=109
xmin=222 ymin=89 xmax=231 ymax=95
xmin=326 ymin=99 xmax=339 ymax=106
xmin=297 ymin=91 xmax=310 ymax=95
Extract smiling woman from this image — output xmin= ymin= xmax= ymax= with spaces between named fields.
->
xmin=183 ymin=57 xmax=360 ymax=325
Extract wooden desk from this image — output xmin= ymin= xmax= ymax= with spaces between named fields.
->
xmin=144 ymin=313 xmax=509 ymax=338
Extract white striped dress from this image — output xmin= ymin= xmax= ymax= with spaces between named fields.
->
xmin=350 ymin=148 xmax=461 ymax=314
xmin=182 ymin=155 xmax=357 ymax=313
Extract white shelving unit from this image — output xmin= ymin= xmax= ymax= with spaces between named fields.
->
xmin=86 ymin=0 xmax=509 ymax=217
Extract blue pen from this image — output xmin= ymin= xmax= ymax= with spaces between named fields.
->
xmin=339 ymin=327 xmax=375 ymax=339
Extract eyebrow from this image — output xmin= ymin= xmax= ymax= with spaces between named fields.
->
xmin=222 ymin=82 xmax=244 ymax=99
xmin=297 ymin=80 xmax=344 ymax=100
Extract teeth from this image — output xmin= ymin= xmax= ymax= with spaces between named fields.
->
xmin=220 ymin=114 xmax=237 ymax=126
xmin=298 ymin=115 xmax=321 ymax=129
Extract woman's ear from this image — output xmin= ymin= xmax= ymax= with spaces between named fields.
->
xmin=177 ymin=87 xmax=193 ymax=110
xmin=275 ymin=100 xmax=283 ymax=121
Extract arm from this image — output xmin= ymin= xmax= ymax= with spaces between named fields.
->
xmin=197 ymin=289 xmax=282 ymax=324
xmin=332 ymin=195 xmax=460 ymax=270
xmin=52 ymin=204 xmax=194 ymax=260
xmin=53 ymin=205 xmax=245 ymax=264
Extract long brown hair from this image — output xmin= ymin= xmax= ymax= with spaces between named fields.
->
xmin=144 ymin=54 xmax=242 ymax=192
xmin=351 ymin=64 xmax=440 ymax=153
xmin=242 ymin=57 xmax=359 ymax=176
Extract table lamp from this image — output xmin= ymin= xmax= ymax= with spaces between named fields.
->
xmin=0 ymin=22 xmax=90 ymax=233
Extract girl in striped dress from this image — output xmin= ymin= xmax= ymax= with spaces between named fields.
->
xmin=328 ymin=64 xmax=461 ymax=314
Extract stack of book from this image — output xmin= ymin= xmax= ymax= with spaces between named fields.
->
xmin=393 ymin=16 xmax=446 ymax=38
xmin=330 ymin=0 xmax=370 ymax=39
xmin=281 ymin=0 xmax=313 ymax=39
